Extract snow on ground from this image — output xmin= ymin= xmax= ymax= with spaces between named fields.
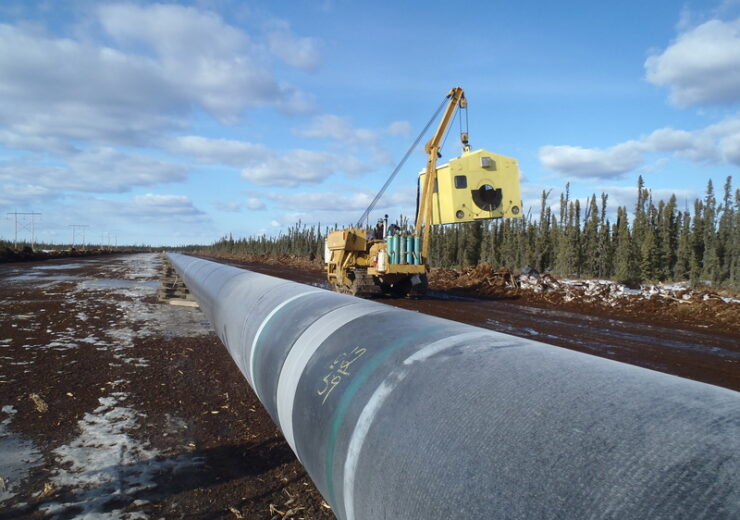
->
xmin=0 ymin=405 xmax=42 ymax=504
xmin=41 ymin=392 xmax=202 ymax=520
xmin=1 ymin=253 xmax=209 ymax=517
xmin=518 ymin=272 xmax=740 ymax=305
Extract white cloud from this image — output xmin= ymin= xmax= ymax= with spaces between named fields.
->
xmin=643 ymin=128 xmax=720 ymax=163
xmin=246 ymin=197 xmax=266 ymax=210
xmin=129 ymin=193 xmax=206 ymax=222
xmin=213 ymin=201 xmax=244 ymax=212
xmin=0 ymin=23 xmax=180 ymax=148
xmin=539 ymin=115 xmax=740 ymax=177
xmin=0 ymin=5 xmax=317 ymax=156
xmin=165 ymin=136 xmax=271 ymax=167
xmin=98 ymin=4 xmax=315 ymax=122
xmin=264 ymin=186 xmax=416 ymax=213
xmin=292 ymin=114 xmax=402 ymax=172
xmin=213 ymin=197 xmax=266 ymax=212
xmin=0 ymin=130 xmax=77 ymax=154
xmin=538 ymin=142 xmax=643 ymax=179
xmin=296 ymin=115 xmax=413 ymax=146
xmin=166 ymin=135 xmax=374 ymax=187
xmin=240 ymin=149 xmax=336 ymax=187
xmin=386 ymin=120 xmax=412 ymax=137
xmin=645 ymin=17 xmax=740 ymax=106
xmin=266 ymin=20 xmax=321 ymax=71
xmin=0 ymin=183 xmax=51 ymax=206
xmin=239 ymin=149 xmax=374 ymax=187
xmin=721 ymin=131 xmax=740 ymax=165
xmin=266 ymin=191 xmax=374 ymax=211
xmin=295 ymin=114 xmax=377 ymax=145
xmin=0 ymin=148 xmax=188 ymax=193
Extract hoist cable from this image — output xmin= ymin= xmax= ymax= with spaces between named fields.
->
xmin=439 ymin=108 xmax=459 ymax=153
xmin=355 ymin=96 xmax=449 ymax=228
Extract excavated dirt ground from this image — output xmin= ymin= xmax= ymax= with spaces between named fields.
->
xmin=0 ymin=254 xmax=333 ymax=520
xmin=1 ymin=253 xmax=738 ymax=520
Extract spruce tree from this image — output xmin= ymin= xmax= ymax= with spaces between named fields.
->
xmin=614 ymin=207 xmax=636 ymax=285
xmin=640 ymin=224 xmax=658 ymax=282
xmin=701 ymin=180 xmax=720 ymax=284
xmin=716 ymin=176 xmax=734 ymax=284
xmin=690 ymin=199 xmax=704 ymax=285
xmin=463 ymin=221 xmax=483 ymax=266
xmin=732 ymin=188 xmax=740 ymax=286
xmin=633 ymin=176 xmax=649 ymax=247
xmin=582 ymin=195 xmax=600 ymax=277
xmin=674 ymin=211 xmax=691 ymax=281
xmin=658 ymin=195 xmax=678 ymax=280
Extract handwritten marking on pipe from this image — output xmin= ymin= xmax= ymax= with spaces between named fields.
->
xmin=317 ymin=346 xmax=367 ymax=405
xmin=276 ymin=302 xmax=385 ymax=456
xmin=323 ymin=325 xmax=445 ymax=511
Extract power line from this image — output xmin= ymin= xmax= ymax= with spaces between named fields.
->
xmin=7 ymin=212 xmax=41 ymax=250
xmin=69 ymin=224 xmax=90 ymax=249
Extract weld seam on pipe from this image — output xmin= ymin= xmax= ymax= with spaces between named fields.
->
xmin=342 ymin=330 xmax=493 ymax=520
xmin=323 ymin=322 xmax=447 ymax=507
xmin=249 ymin=290 xmax=322 ymax=399
xmin=277 ymin=301 xmax=389 ymax=454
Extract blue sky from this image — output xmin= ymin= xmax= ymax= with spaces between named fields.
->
xmin=1 ymin=0 xmax=739 ymax=246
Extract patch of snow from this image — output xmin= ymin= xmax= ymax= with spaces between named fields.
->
xmin=0 ymin=405 xmax=42 ymax=504
xmin=41 ymin=392 xmax=202 ymax=519
xmin=35 ymin=263 xmax=85 ymax=271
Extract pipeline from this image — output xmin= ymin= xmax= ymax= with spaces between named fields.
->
xmin=166 ymin=253 xmax=739 ymax=520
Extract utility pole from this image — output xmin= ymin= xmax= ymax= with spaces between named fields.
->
xmin=69 ymin=224 xmax=89 ymax=250
xmin=7 ymin=212 xmax=41 ymax=250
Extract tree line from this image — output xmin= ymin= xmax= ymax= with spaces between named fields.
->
xmin=203 ymin=176 xmax=739 ymax=289
xmin=204 ymin=221 xmax=326 ymax=260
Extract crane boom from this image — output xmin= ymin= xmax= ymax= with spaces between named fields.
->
xmin=415 ymin=87 xmax=468 ymax=260
xmin=324 ymin=86 xmax=522 ymax=299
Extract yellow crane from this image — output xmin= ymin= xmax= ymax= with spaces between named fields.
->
xmin=325 ymin=87 xmax=522 ymax=297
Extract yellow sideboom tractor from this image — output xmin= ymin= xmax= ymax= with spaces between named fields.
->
xmin=325 ymin=87 xmax=522 ymax=297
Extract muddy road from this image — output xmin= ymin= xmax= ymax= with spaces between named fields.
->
xmin=213 ymin=257 xmax=740 ymax=392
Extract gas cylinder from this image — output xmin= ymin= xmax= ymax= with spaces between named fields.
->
xmin=377 ymin=249 xmax=388 ymax=272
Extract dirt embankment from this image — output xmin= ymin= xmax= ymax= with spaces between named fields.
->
xmin=1 ymin=247 xmax=140 ymax=264
xmin=429 ymin=263 xmax=740 ymax=337
xmin=195 ymin=251 xmax=323 ymax=273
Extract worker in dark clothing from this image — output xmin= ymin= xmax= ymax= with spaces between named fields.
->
xmin=373 ymin=218 xmax=384 ymax=240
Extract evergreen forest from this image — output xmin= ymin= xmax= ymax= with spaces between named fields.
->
xmin=202 ymin=176 xmax=740 ymax=289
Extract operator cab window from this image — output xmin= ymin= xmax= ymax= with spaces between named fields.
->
xmin=454 ymin=175 xmax=467 ymax=189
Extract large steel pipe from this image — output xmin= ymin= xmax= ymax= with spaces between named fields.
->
xmin=166 ymin=253 xmax=739 ymax=519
